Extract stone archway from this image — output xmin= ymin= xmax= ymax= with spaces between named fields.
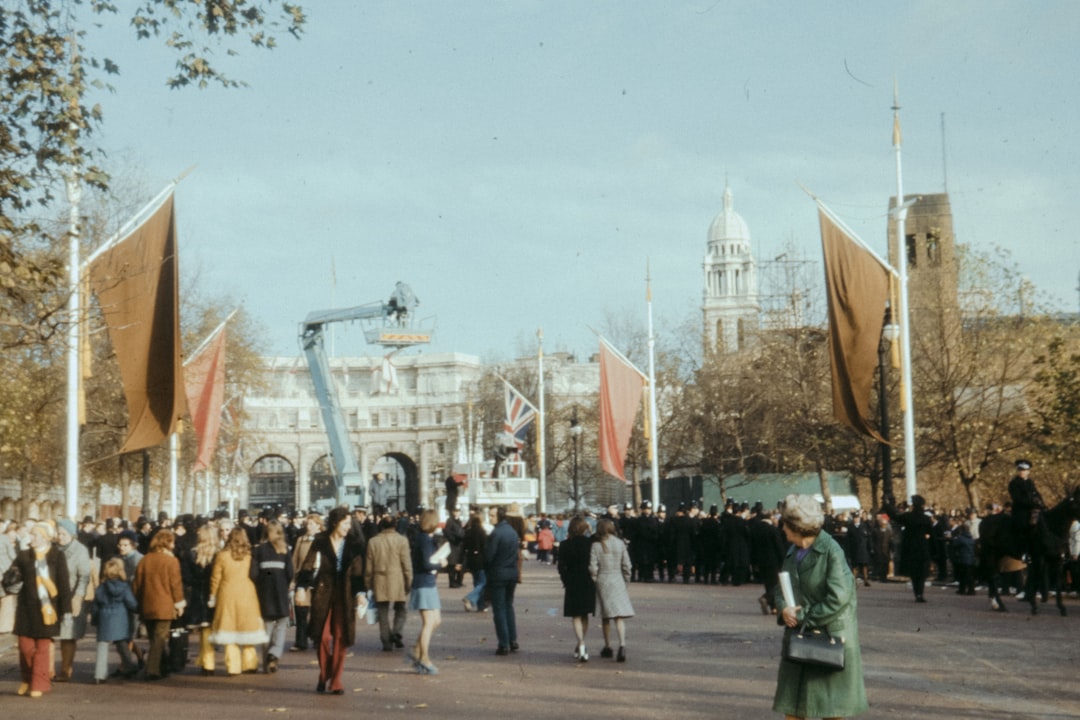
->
xmin=249 ymin=455 xmax=297 ymax=511
xmin=370 ymin=452 xmax=419 ymax=514
xmin=309 ymin=455 xmax=336 ymax=508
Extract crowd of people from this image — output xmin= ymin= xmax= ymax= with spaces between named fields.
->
xmin=1 ymin=460 xmax=1077 ymax=718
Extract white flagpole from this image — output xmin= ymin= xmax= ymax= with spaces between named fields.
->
xmin=891 ymin=81 xmax=918 ymax=502
xmin=65 ymin=170 xmax=81 ymax=520
xmin=537 ymin=328 xmax=546 ymax=513
xmin=645 ymin=263 xmax=660 ymax=506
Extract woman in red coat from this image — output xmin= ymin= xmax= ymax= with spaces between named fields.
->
xmin=133 ymin=529 xmax=186 ymax=680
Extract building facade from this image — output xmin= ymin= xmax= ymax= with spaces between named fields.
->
xmin=702 ymin=184 xmax=760 ymax=352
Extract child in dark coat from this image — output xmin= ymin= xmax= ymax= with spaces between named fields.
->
xmin=93 ymin=557 xmax=139 ymax=683
xmin=949 ymin=522 xmax=977 ymax=596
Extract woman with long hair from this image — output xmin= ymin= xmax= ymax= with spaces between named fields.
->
xmin=558 ymin=516 xmax=595 ymax=661
xmin=299 ymin=506 xmax=366 ymax=694
xmin=589 ymin=518 xmax=634 ymax=663
xmin=208 ymin=527 xmax=268 ymax=676
xmin=290 ymin=513 xmax=322 ymax=651
xmin=133 ymin=529 xmax=186 ymax=680
xmin=409 ymin=509 xmax=447 ymax=674
xmin=251 ymin=520 xmax=294 ymax=673
xmin=183 ymin=523 xmax=220 ymax=675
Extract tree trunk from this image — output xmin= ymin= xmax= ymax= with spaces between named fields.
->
xmin=119 ymin=455 xmax=131 ymax=521
xmin=816 ymin=458 xmax=833 ymax=514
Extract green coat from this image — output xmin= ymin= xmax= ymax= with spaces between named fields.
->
xmin=772 ymin=531 xmax=867 ymax=718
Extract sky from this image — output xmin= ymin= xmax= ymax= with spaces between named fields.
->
xmin=81 ymin=1 xmax=1080 ymax=362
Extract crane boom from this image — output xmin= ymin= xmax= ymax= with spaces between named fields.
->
xmin=299 ymin=283 xmax=430 ymax=508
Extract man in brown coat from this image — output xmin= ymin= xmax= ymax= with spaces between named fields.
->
xmin=364 ymin=514 xmax=413 ymax=651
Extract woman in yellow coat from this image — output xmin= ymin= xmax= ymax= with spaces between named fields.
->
xmin=208 ymin=528 xmax=268 ymax=675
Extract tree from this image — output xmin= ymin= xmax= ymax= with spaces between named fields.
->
xmin=912 ymin=245 xmax=1041 ymax=509
xmin=0 ymin=0 xmax=305 ymax=347
xmin=1031 ymin=332 xmax=1080 ymax=494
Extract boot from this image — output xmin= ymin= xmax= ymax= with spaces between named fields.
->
xmin=59 ymin=639 xmax=76 ymax=681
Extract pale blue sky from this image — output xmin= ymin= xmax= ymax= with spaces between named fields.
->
xmin=84 ymin=1 xmax=1080 ymax=360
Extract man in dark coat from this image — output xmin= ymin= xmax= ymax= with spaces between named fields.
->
xmin=669 ymin=503 xmax=698 ymax=584
xmin=889 ymin=495 xmax=933 ymax=602
xmin=485 ymin=506 xmax=521 ymax=655
xmin=749 ymin=507 xmax=785 ymax=614
xmin=725 ymin=503 xmax=752 ymax=586
xmin=847 ymin=512 xmax=873 ymax=587
xmin=1008 ymin=458 xmax=1046 ymax=559
xmin=634 ymin=501 xmax=660 ymax=582
xmin=870 ymin=513 xmax=894 ymax=582
xmin=443 ymin=507 xmax=466 ymax=588
xmin=698 ymin=506 xmax=723 ymax=584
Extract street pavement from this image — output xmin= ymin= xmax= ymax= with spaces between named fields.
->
xmin=2 ymin=563 xmax=1079 ymax=719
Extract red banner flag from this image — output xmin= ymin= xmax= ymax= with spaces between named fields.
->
xmin=184 ymin=326 xmax=227 ymax=472
xmin=89 ymin=195 xmax=187 ymax=454
xmin=598 ymin=338 xmax=646 ymax=481
xmin=820 ymin=208 xmax=891 ymax=440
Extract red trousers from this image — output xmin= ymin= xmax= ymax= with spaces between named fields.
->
xmin=19 ymin=636 xmax=52 ymax=693
xmin=318 ymin=608 xmax=348 ymax=692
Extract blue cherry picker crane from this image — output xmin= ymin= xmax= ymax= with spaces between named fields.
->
xmin=299 ymin=282 xmax=431 ymax=508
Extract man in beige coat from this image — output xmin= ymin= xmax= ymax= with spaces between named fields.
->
xmin=364 ymin=515 xmax=413 ymax=651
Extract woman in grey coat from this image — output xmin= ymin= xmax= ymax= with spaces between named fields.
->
xmin=588 ymin=518 xmax=633 ymax=663
xmin=56 ymin=518 xmax=92 ymax=681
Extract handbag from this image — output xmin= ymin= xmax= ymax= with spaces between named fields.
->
xmin=783 ymin=624 xmax=845 ymax=671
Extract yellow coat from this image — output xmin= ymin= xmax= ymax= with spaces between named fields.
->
xmin=208 ymin=551 xmax=268 ymax=646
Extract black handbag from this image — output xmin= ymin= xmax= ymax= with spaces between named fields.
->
xmin=783 ymin=624 xmax=845 ymax=671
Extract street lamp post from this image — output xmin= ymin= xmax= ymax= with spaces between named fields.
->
xmin=569 ymin=407 xmax=583 ymax=512
xmin=879 ymin=314 xmax=900 ymax=507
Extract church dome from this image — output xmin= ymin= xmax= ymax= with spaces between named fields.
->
xmin=707 ymin=185 xmax=751 ymax=248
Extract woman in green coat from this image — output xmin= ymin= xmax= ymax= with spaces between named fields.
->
xmin=773 ymin=495 xmax=867 ymax=719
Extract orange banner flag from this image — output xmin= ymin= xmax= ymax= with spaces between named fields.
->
xmin=598 ymin=338 xmax=646 ymax=481
xmin=184 ymin=326 xmax=227 ymax=472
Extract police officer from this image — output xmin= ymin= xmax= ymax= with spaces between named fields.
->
xmin=634 ymin=501 xmax=660 ymax=582
xmin=1008 ymin=458 xmax=1045 ymax=559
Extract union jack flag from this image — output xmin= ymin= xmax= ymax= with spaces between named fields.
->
xmin=504 ymin=381 xmax=537 ymax=450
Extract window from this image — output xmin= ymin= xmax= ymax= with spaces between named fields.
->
xmin=906 ymin=234 xmax=917 ymax=268
xmin=926 ymin=231 xmax=941 ymax=267
xmin=370 ymin=412 xmax=379 ymax=429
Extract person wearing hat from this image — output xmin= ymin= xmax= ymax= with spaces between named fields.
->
xmin=669 ymin=502 xmax=697 ymax=584
xmin=1008 ymin=458 xmax=1046 ymax=560
xmin=3 ymin=522 xmax=72 ymax=698
xmin=55 ymin=518 xmax=92 ymax=681
xmin=887 ymin=495 xmax=933 ymax=602
xmin=634 ymin=501 xmax=660 ymax=583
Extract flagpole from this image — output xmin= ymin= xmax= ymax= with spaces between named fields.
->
xmin=65 ymin=169 xmax=82 ymax=520
xmin=537 ymin=328 xmax=546 ymax=514
xmin=645 ymin=263 xmax=660 ymax=506
xmin=891 ymin=81 xmax=918 ymax=502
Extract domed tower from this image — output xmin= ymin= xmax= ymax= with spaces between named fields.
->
xmin=702 ymin=184 xmax=760 ymax=353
